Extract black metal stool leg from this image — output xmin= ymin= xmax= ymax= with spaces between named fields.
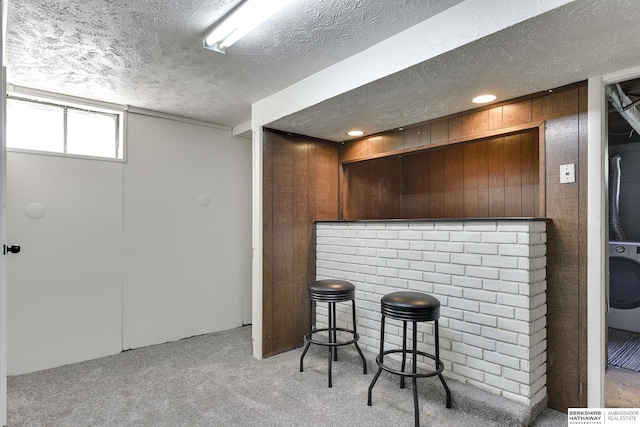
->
xmin=368 ymin=314 xmax=385 ymax=405
xmin=328 ymin=301 xmax=334 ymax=388
xmin=352 ymin=299 xmax=367 ymax=374
xmin=439 ymin=374 xmax=452 ymax=409
xmin=412 ymin=321 xmax=419 ymax=427
xmin=400 ymin=320 xmax=407 ymax=389
xmin=300 ymin=299 xmax=314 ymax=372
xmin=367 ymin=367 xmax=383 ymax=406
xmin=300 ymin=341 xmax=311 ymax=372
xmin=332 ymin=302 xmax=338 ymax=362
xmin=435 ymin=320 xmax=452 ymax=408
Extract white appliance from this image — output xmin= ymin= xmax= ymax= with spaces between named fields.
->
xmin=609 ymin=241 xmax=640 ymax=333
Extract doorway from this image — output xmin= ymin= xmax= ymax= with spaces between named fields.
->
xmin=605 ymin=77 xmax=640 ymax=407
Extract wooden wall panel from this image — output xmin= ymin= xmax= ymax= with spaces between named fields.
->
xmin=461 ymin=110 xmax=489 ymax=137
xmin=540 ymin=89 xmax=583 ymax=410
xmin=383 ymin=132 xmax=404 ymax=153
xmin=263 ymin=131 xmax=275 ymax=357
xmin=311 ymin=143 xmax=340 ymax=221
xmin=343 ymin=156 xmax=402 ymax=219
xmin=384 ymin=157 xmax=403 ymax=218
xmin=263 ymin=130 xmax=340 ymax=357
xmin=503 ymin=100 xmax=533 ymax=128
xmin=504 ymin=135 xmax=523 ymax=216
xmin=343 ymin=159 xmax=368 ymax=219
xmin=488 ymin=138 xmax=505 ymax=217
xmin=429 ymin=149 xmax=445 ymax=218
xmin=339 ymin=136 xmax=371 ymax=162
xmin=476 ymin=140 xmax=490 ymax=217
xmin=293 ymin=143 xmax=311 ymax=350
xmin=369 ymin=135 xmax=384 ymax=156
xmin=449 ymin=116 xmax=462 ymax=140
xmin=404 ymin=124 xmax=430 ymax=149
xmin=443 ymin=144 xmax=465 ymax=218
xmin=431 ymin=120 xmax=449 ymax=144
xmin=463 ymin=143 xmax=479 ymax=217
xmin=521 ymin=131 xmax=537 ymax=216
xmin=488 ymin=106 xmax=503 ymax=131
xmin=270 ymin=135 xmax=295 ymax=355
xmin=346 ymin=133 xmax=540 ymax=221
xmin=310 ymin=141 xmax=339 ymax=266
xmin=402 ymin=152 xmax=427 ymax=218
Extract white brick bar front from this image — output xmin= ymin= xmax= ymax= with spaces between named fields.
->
xmin=315 ymin=219 xmax=547 ymax=408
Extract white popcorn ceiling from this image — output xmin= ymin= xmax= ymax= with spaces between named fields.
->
xmin=6 ymin=0 xmax=462 ymax=129
xmin=6 ymin=0 xmax=640 ymax=141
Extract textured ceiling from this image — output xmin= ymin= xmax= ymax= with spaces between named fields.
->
xmin=6 ymin=0 xmax=640 ymax=142
xmin=5 ymin=0 xmax=463 ymax=130
xmin=268 ymin=0 xmax=640 ymax=141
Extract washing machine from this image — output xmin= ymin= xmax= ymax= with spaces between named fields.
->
xmin=609 ymin=241 xmax=640 ymax=333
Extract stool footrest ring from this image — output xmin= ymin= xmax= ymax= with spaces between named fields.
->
xmin=305 ymin=327 xmax=360 ymax=347
xmin=376 ymin=349 xmax=444 ymax=378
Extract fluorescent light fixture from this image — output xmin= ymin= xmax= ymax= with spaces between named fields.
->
xmin=347 ymin=130 xmax=365 ymax=137
xmin=472 ymin=94 xmax=496 ymax=104
xmin=204 ymin=0 xmax=293 ymax=53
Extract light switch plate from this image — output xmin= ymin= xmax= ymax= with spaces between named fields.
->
xmin=560 ymin=163 xmax=575 ymax=183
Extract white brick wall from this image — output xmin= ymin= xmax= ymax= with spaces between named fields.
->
xmin=315 ymin=219 xmax=547 ymax=408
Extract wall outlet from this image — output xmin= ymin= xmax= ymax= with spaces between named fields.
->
xmin=560 ymin=163 xmax=575 ymax=183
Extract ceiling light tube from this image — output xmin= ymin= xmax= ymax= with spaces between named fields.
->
xmin=204 ymin=0 xmax=293 ymax=53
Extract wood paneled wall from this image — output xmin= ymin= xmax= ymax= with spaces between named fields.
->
xmin=261 ymin=83 xmax=588 ymax=412
xmin=262 ymin=130 xmax=339 ymax=357
xmin=337 ymin=84 xmax=588 ymax=411
xmin=343 ymin=131 xmax=540 ymax=220
xmin=342 ymin=156 xmax=402 ymax=219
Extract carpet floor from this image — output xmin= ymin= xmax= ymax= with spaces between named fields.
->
xmin=608 ymin=327 xmax=640 ymax=372
xmin=8 ymin=326 xmax=567 ymax=427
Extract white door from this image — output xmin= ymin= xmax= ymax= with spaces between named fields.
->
xmin=5 ymin=154 xmax=124 ymax=375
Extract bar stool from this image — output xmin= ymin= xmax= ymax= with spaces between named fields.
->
xmin=300 ymin=279 xmax=367 ymax=387
xmin=367 ymin=291 xmax=451 ymax=427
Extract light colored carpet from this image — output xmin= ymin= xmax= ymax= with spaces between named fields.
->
xmin=7 ymin=326 xmax=567 ymax=426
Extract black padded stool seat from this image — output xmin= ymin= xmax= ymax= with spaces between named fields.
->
xmin=368 ymin=291 xmax=451 ymax=427
xmin=380 ymin=291 xmax=440 ymax=321
xmin=309 ymin=279 xmax=355 ymax=302
xmin=300 ymin=279 xmax=367 ymax=387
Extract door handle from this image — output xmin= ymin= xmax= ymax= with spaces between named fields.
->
xmin=3 ymin=244 xmax=21 ymax=255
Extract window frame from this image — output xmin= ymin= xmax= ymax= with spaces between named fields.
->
xmin=6 ymin=90 xmax=126 ymax=162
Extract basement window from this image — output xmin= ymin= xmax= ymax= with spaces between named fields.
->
xmin=6 ymin=94 xmax=124 ymax=160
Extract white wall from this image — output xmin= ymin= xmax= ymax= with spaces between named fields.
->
xmin=5 ymin=112 xmax=251 ymax=374
xmin=123 ymin=113 xmax=251 ymax=349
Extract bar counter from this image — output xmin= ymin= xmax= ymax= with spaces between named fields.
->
xmin=315 ymin=218 xmax=547 ymax=408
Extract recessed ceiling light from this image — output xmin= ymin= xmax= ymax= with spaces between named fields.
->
xmin=347 ymin=130 xmax=365 ymax=137
xmin=472 ymin=94 xmax=496 ymax=104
